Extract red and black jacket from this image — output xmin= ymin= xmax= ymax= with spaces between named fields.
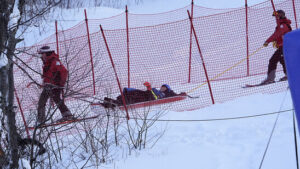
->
xmin=266 ymin=17 xmax=292 ymax=48
xmin=42 ymin=53 xmax=68 ymax=87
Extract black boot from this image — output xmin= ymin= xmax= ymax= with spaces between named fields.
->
xmin=279 ymin=75 xmax=287 ymax=81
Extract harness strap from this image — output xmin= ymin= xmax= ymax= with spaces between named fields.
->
xmin=150 ymin=90 xmax=158 ymax=100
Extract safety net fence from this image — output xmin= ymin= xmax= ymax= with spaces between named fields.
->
xmin=13 ymin=0 xmax=299 ymax=132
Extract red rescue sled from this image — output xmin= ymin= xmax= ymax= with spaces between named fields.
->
xmin=91 ymin=93 xmax=187 ymax=110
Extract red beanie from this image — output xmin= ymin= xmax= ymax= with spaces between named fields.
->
xmin=143 ymin=82 xmax=152 ymax=90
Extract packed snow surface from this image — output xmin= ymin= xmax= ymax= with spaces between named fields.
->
xmin=19 ymin=0 xmax=297 ymax=168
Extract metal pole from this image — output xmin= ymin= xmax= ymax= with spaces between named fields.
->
xmin=293 ymin=111 xmax=300 ymax=169
xmin=188 ymin=0 xmax=194 ymax=83
xmin=245 ymin=0 xmax=250 ymax=76
xmin=14 ymin=90 xmax=30 ymax=139
xmin=270 ymin=0 xmax=276 ymax=12
xmin=126 ymin=5 xmax=130 ymax=88
xmin=292 ymin=0 xmax=298 ymax=29
xmin=55 ymin=20 xmax=60 ymax=58
xmin=84 ymin=9 xmax=96 ymax=95
xmin=187 ymin=10 xmax=215 ymax=104
xmin=100 ymin=25 xmax=130 ymax=120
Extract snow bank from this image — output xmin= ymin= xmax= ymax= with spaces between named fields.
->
xmin=18 ymin=159 xmax=31 ymax=169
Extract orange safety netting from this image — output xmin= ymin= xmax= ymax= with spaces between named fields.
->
xmin=13 ymin=0 xmax=299 ymax=130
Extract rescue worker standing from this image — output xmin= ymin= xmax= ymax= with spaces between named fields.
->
xmin=37 ymin=46 xmax=74 ymax=123
xmin=261 ymin=9 xmax=292 ymax=84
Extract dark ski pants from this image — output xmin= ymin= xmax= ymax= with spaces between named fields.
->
xmin=117 ymin=89 xmax=154 ymax=105
xmin=103 ymin=89 xmax=155 ymax=108
xmin=37 ymin=86 xmax=70 ymax=122
xmin=267 ymin=47 xmax=287 ymax=75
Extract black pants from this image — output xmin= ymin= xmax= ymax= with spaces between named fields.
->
xmin=267 ymin=47 xmax=286 ymax=75
xmin=116 ymin=89 xmax=154 ymax=105
xmin=37 ymin=86 xmax=70 ymax=121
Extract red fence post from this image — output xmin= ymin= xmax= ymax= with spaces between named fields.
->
xmin=187 ymin=10 xmax=215 ymax=104
xmin=270 ymin=0 xmax=276 ymax=12
xmin=84 ymin=9 xmax=96 ymax=95
xmin=126 ymin=5 xmax=130 ymax=88
xmin=245 ymin=0 xmax=250 ymax=76
xmin=100 ymin=25 xmax=130 ymax=120
xmin=55 ymin=20 xmax=60 ymax=58
xmin=14 ymin=89 xmax=30 ymax=139
xmin=292 ymin=0 xmax=298 ymax=29
xmin=188 ymin=0 xmax=194 ymax=83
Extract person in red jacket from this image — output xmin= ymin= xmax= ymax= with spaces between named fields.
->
xmin=37 ymin=46 xmax=74 ymax=123
xmin=261 ymin=10 xmax=292 ymax=84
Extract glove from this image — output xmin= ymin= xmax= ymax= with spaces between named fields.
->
xmin=272 ymin=41 xmax=278 ymax=48
xmin=263 ymin=42 xmax=269 ymax=47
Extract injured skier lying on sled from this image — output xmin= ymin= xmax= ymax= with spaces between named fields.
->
xmin=100 ymin=82 xmax=186 ymax=108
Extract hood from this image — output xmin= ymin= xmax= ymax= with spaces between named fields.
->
xmin=43 ymin=52 xmax=58 ymax=63
xmin=162 ymin=84 xmax=171 ymax=91
xmin=279 ymin=18 xmax=291 ymax=25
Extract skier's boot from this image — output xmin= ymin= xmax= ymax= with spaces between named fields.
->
xmin=260 ymin=70 xmax=276 ymax=85
xmin=57 ymin=111 xmax=76 ymax=122
xmin=279 ymin=75 xmax=288 ymax=81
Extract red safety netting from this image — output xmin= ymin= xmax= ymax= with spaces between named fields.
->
xmin=13 ymin=0 xmax=300 ymax=134
xmin=36 ymin=2 xmax=240 ymax=44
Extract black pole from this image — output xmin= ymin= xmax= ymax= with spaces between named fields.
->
xmin=258 ymin=113 xmax=280 ymax=169
xmin=293 ymin=111 xmax=299 ymax=169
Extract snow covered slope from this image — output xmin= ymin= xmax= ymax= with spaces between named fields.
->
xmin=109 ymin=91 xmax=295 ymax=169
xmin=19 ymin=0 xmax=297 ymax=168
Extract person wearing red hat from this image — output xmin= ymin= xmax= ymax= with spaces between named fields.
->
xmin=102 ymin=86 xmax=154 ymax=108
xmin=143 ymin=81 xmax=161 ymax=100
xmin=143 ymin=82 xmax=151 ymax=90
xmin=101 ymin=82 xmax=184 ymax=108
xmin=261 ymin=10 xmax=292 ymax=85
xmin=37 ymin=46 xmax=74 ymax=124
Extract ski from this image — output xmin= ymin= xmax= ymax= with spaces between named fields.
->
xmin=28 ymin=115 xmax=99 ymax=130
xmin=243 ymin=80 xmax=287 ymax=88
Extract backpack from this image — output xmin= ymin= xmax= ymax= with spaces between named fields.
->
xmin=54 ymin=60 xmax=68 ymax=86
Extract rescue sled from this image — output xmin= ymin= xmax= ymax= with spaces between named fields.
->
xmin=91 ymin=93 xmax=187 ymax=110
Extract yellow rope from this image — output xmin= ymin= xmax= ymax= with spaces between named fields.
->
xmin=187 ymin=46 xmax=265 ymax=94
